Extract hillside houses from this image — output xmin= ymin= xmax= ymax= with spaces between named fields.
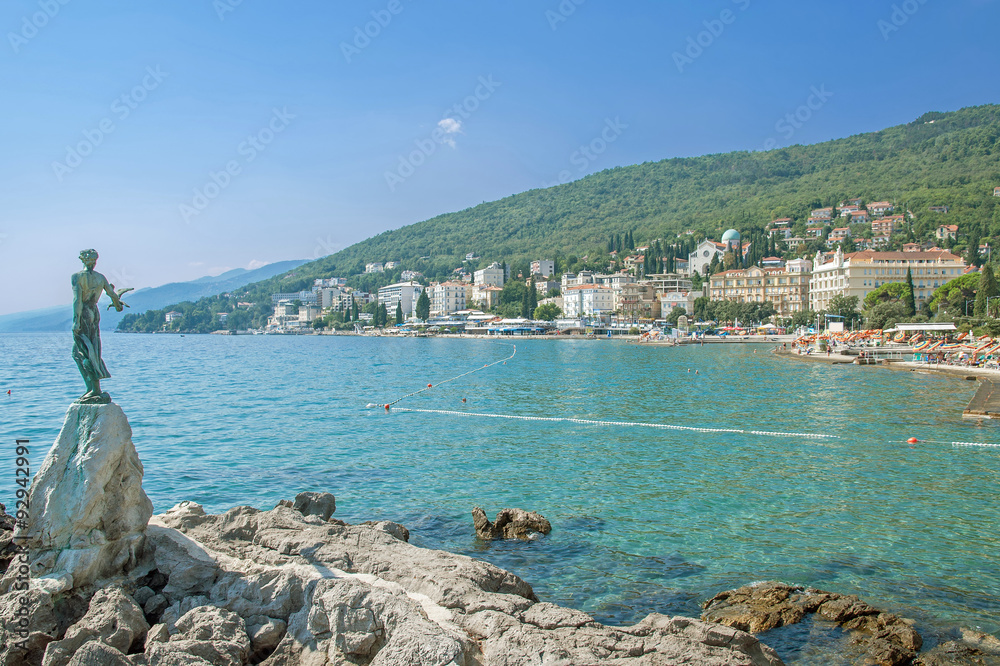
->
xmin=936 ymin=224 xmax=959 ymax=241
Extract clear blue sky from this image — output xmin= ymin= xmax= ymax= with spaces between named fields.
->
xmin=1 ymin=0 xmax=998 ymax=315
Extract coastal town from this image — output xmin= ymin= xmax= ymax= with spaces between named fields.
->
xmin=184 ymin=194 xmax=996 ymax=338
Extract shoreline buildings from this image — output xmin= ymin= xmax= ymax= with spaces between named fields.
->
xmin=709 ymin=258 xmax=811 ymax=318
xmin=808 ymin=248 xmax=965 ymax=312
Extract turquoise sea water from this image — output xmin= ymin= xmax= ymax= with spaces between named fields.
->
xmin=2 ymin=333 xmax=998 ymax=661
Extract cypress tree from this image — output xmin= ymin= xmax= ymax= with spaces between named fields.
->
xmin=415 ymin=290 xmax=430 ymax=320
xmin=975 ymin=266 xmax=998 ymax=317
xmin=528 ymin=278 xmax=538 ymax=315
xmin=395 ymin=301 xmax=403 ymax=325
xmin=345 ymin=302 xmax=351 ymax=322
xmin=903 ymin=268 xmax=916 ymax=317
xmin=967 ymin=227 xmax=983 ymax=268
xmin=352 ymin=299 xmax=359 ymax=322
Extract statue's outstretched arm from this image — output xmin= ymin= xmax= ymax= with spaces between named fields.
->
xmin=103 ymin=278 xmax=125 ymax=312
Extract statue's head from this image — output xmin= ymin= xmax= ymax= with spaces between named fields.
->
xmin=79 ymin=249 xmax=99 ymax=268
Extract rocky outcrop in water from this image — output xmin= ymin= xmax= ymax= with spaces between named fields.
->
xmin=472 ymin=507 xmax=552 ymax=540
xmin=16 ymin=400 xmax=995 ymax=664
xmin=703 ymin=581 xmax=923 ymax=665
xmin=913 ymin=628 xmax=1000 ymax=665
xmin=0 ymin=403 xmax=152 ymax=596
xmin=0 ymin=496 xmax=784 ymax=665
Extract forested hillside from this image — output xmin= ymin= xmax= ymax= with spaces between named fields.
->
xmin=119 ymin=104 xmax=1000 ymax=331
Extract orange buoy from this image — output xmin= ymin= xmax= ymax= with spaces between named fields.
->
xmin=384 ymin=404 xmax=390 ymax=410
xmin=427 ymin=384 xmax=432 ymax=388
xmin=907 ymin=437 xmax=918 ymax=444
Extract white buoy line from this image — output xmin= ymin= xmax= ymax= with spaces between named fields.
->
xmin=387 ymin=407 xmax=840 ymax=440
xmin=368 ymin=343 xmax=998 ymax=448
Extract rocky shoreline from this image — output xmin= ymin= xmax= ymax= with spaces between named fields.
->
xmin=1 ymin=402 xmax=998 ymax=665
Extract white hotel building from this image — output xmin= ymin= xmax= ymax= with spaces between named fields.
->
xmin=809 ymin=248 xmax=966 ymax=312
xmin=562 ymin=284 xmax=617 ymax=317
xmin=377 ymin=281 xmax=424 ymax=317
xmin=431 ymin=281 xmax=469 ymax=316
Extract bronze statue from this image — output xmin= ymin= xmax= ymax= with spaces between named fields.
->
xmin=72 ymin=249 xmax=131 ymax=403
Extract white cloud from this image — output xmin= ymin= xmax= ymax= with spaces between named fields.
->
xmin=437 ymin=118 xmax=462 ymax=148
xmin=247 ymin=259 xmax=268 ymax=270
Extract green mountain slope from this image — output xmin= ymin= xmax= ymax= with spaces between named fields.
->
xmin=120 ymin=104 xmax=1000 ymax=331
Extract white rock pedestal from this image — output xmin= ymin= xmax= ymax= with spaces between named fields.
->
xmin=9 ymin=402 xmax=152 ymax=594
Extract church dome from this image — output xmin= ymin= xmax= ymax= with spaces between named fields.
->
xmin=721 ymin=229 xmax=741 ymax=242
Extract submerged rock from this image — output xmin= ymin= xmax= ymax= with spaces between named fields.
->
xmin=703 ymin=581 xmax=923 ymax=665
xmin=0 ymin=401 xmax=791 ymax=665
xmin=914 ymin=628 xmax=1000 ymax=665
xmin=473 ymin=506 xmax=553 ymax=540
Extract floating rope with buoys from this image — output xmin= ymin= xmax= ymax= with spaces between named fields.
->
xmin=388 ymin=407 xmax=840 ymax=439
xmin=368 ymin=343 xmax=999 ymax=448
xmin=370 ymin=342 xmax=516 ymax=410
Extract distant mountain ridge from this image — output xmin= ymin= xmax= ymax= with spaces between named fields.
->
xmin=0 ymin=260 xmax=308 ymax=332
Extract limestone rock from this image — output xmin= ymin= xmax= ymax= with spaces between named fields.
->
xmin=360 ymin=520 xmax=410 ymax=542
xmin=292 ymin=491 xmax=337 ymax=521
xmin=0 ymin=588 xmax=58 ymax=666
xmin=702 ymin=581 xmax=808 ymax=632
xmin=132 ymin=586 xmax=154 ymax=608
xmin=145 ymin=605 xmax=250 ymax=666
xmin=914 ymin=628 xmax=1000 ymax=665
xmin=0 ymin=503 xmax=17 ymax=575
xmin=246 ymin=615 xmax=286 ymax=659
xmin=703 ymin=581 xmax=922 ymax=665
xmin=522 ymin=602 xmax=595 ymax=630
xmin=144 ymin=624 xmax=169 ymax=648
xmin=64 ymin=641 xmax=130 ymax=666
xmin=146 ymin=522 xmax=219 ymax=599
xmin=41 ymin=586 xmax=147 ymax=666
xmin=3 ymin=404 xmax=152 ymax=594
xmin=473 ymin=507 xmax=552 ymax=540
xmin=141 ymin=503 xmax=781 ymax=666
xmin=143 ymin=594 xmax=168 ymax=619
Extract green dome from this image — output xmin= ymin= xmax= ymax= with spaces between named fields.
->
xmin=721 ymin=229 xmax=741 ymax=242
